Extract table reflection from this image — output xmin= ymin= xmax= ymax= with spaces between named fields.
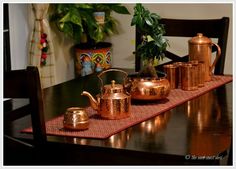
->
xmin=140 ymin=111 xmax=172 ymax=134
xmin=185 ymin=91 xmax=231 ymax=156
xmin=64 ymin=137 xmax=91 ymax=145
xmin=104 ymin=128 xmax=132 ymax=148
xmin=102 ymin=111 xmax=172 ymax=149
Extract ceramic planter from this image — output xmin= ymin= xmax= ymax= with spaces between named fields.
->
xmin=75 ymin=42 xmax=112 ymax=76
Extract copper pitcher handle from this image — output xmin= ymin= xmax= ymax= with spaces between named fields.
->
xmin=97 ymin=68 xmax=128 ymax=90
xmin=210 ymin=42 xmax=221 ymax=72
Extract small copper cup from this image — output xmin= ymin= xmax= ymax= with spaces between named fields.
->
xmin=181 ymin=63 xmax=198 ymax=91
xmin=163 ymin=64 xmax=178 ymax=89
xmin=63 ymin=107 xmax=89 ymax=130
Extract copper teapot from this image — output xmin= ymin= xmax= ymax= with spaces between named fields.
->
xmin=81 ymin=69 xmax=131 ymax=120
xmin=188 ymin=33 xmax=221 ymax=81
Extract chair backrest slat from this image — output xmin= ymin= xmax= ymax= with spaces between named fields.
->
xmin=161 ymin=18 xmax=226 ymax=38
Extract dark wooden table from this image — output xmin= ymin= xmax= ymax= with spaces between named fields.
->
xmin=4 ymin=72 xmax=232 ymax=165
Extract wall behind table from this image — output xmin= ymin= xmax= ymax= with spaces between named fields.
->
xmin=9 ymin=4 xmax=29 ymax=70
xmin=9 ymin=3 xmax=232 ymax=86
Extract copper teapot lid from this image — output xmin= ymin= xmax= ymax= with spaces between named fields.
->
xmin=103 ymin=80 xmax=124 ymax=94
xmin=189 ymin=33 xmax=212 ymax=44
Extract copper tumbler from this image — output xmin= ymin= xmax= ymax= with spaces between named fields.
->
xmin=197 ymin=61 xmax=205 ymax=87
xmin=188 ymin=60 xmax=205 ymax=87
xmin=173 ymin=62 xmax=184 ymax=88
xmin=163 ymin=64 xmax=178 ymax=89
xmin=181 ymin=63 xmax=198 ymax=91
xmin=188 ymin=60 xmax=199 ymax=87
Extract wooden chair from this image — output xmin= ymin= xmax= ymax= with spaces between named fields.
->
xmin=135 ymin=17 xmax=230 ymax=75
xmin=3 ymin=134 xmax=37 ymax=165
xmin=4 ymin=66 xmax=46 ymax=152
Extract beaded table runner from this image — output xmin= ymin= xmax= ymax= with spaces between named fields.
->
xmin=22 ymin=75 xmax=232 ymax=139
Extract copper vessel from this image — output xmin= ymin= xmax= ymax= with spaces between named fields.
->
xmin=173 ymin=62 xmax=184 ymax=88
xmin=181 ymin=63 xmax=198 ymax=91
xmin=63 ymin=107 xmax=89 ymax=130
xmin=188 ymin=60 xmax=205 ymax=87
xmin=81 ymin=69 xmax=131 ymax=120
xmin=188 ymin=33 xmax=221 ymax=81
xmin=163 ymin=64 xmax=178 ymax=89
xmin=127 ymin=72 xmax=170 ymax=101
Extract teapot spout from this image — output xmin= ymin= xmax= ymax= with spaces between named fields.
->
xmin=81 ymin=91 xmax=98 ymax=111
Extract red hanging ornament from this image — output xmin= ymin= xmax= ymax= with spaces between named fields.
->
xmin=41 ymin=53 xmax=47 ymax=59
xmin=39 ymin=33 xmax=49 ymax=66
xmin=41 ymin=33 xmax=47 ymax=39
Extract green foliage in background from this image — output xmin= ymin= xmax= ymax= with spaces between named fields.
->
xmin=50 ymin=4 xmax=130 ymax=45
xmin=131 ymin=4 xmax=169 ymax=61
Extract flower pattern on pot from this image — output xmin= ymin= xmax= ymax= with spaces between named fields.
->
xmin=78 ymin=47 xmax=112 ymax=69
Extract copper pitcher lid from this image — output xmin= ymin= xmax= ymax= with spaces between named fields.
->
xmin=103 ymin=80 xmax=124 ymax=94
xmin=189 ymin=33 xmax=212 ymax=44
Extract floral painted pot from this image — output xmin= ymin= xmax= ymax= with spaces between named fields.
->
xmin=75 ymin=42 xmax=112 ymax=76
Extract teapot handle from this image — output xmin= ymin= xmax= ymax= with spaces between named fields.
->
xmin=97 ymin=68 xmax=128 ymax=90
xmin=210 ymin=42 xmax=221 ymax=72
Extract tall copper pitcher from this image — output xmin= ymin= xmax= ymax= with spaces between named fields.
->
xmin=188 ymin=33 xmax=221 ymax=81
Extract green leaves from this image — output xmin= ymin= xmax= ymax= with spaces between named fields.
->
xmin=144 ymin=15 xmax=154 ymax=26
xmin=134 ymin=3 xmax=144 ymax=14
xmin=50 ymin=3 xmax=130 ymax=45
xmin=131 ymin=3 xmax=169 ymax=61
xmin=75 ymin=4 xmax=93 ymax=9
xmin=69 ymin=8 xmax=82 ymax=26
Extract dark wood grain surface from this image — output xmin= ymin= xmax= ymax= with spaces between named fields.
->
xmin=4 ymin=72 xmax=232 ymax=165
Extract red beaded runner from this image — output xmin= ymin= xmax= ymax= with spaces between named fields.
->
xmin=22 ymin=75 xmax=232 ymax=139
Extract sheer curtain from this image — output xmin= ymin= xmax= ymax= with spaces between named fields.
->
xmin=29 ymin=4 xmax=56 ymax=88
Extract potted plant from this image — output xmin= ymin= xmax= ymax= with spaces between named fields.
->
xmin=131 ymin=4 xmax=169 ymax=77
xmin=50 ymin=4 xmax=130 ymax=76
